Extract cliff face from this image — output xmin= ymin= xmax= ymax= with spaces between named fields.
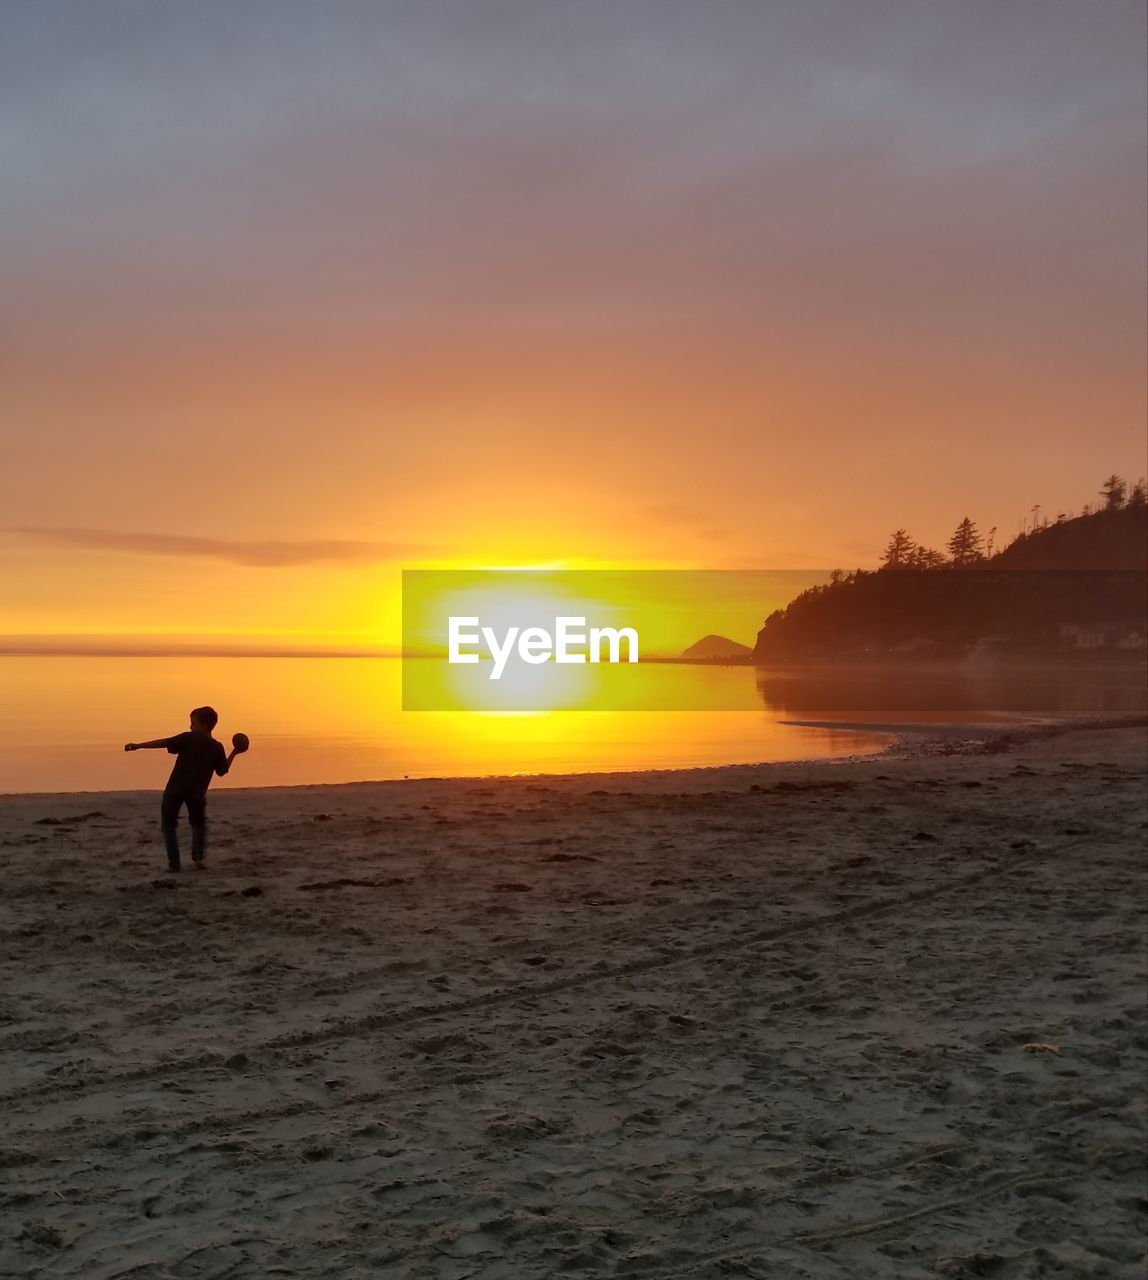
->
xmin=753 ymin=505 xmax=1148 ymax=662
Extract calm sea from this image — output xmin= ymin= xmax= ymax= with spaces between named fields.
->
xmin=1 ymin=656 xmax=1143 ymax=793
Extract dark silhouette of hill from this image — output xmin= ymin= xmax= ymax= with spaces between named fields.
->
xmin=753 ymin=483 xmax=1147 ymax=663
xmin=681 ymin=634 xmax=752 ymax=660
xmin=990 ymin=503 xmax=1147 ymax=570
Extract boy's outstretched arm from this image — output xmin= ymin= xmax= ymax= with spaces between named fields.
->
xmin=124 ymin=739 xmax=169 ymax=751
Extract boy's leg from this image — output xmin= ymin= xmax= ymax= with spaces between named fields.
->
xmin=160 ymin=790 xmax=182 ymax=872
xmin=187 ymin=790 xmax=208 ymax=866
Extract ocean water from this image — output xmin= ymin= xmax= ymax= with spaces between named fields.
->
xmin=0 ymin=656 xmax=1142 ymax=793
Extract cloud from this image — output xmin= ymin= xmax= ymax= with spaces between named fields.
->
xmin=3 ymin=526 xmax=432 ymax=567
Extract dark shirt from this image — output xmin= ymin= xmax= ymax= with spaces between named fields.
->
xmin=165 ymin=732 xmax=229 ymax=793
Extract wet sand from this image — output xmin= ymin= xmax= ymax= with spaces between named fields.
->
xmin=1 ymin=725 xmax=1145 ymax=1278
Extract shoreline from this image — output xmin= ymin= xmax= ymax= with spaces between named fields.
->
xmin=787 ymin=711 xmax=1148 ymax=759
xmin=3 ymin=713 xmax=1144 ymax=801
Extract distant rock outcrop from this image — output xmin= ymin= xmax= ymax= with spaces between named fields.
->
xmin=681 ymin=634 xmax=752 ymax=660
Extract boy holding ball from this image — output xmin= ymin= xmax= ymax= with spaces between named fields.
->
xmin=125 ymin=706 xmax=249 ymax=872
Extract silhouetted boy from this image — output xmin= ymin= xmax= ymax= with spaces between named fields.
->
xmin=125 ymin=706 xmax=245 ymax=871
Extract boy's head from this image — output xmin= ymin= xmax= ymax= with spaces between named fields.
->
xmin=189 ymin=706 xmax=219 ymax=732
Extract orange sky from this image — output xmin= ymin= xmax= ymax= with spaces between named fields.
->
xmin=1 ymin=1 xmax=1144 ymax=648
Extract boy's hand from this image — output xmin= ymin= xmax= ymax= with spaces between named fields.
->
xmin=124 ymin=743 xmax=138 ymax=752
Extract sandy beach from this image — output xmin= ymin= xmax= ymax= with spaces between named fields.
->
xmin=1 ymin=724 xmax=1145 ymax=1279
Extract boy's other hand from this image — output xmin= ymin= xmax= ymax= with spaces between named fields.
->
xmin=124 ymin=743 xmax=138 ymax=752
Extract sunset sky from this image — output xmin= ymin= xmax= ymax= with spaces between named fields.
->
xmin=2 ymin=0 xmax=1145 ymax=647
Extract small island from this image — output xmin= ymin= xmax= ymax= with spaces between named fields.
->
xmin=680 ymin=634 xmax=753 ymax=661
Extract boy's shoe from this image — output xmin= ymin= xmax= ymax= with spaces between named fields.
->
xmin=167 ymin=863 xmax=182 ymax=873
xmin=192 ymin=859 xmax=207 ymax=871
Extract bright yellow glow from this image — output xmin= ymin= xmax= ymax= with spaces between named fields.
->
xmin=0 ymin=653 xmax=896 ymax=791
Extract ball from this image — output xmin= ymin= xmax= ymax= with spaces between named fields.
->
xmin=232 ymin=732 xmax=250 ymax=753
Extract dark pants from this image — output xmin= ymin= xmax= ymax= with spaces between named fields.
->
xmin=161 ymin=786 xmax=208 ymax=870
